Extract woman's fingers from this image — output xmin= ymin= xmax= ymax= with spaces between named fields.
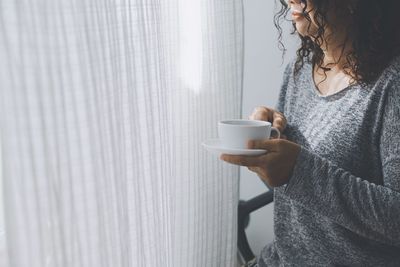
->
xmin=220 ymin=154 xmax=261 ymax=167
xmin=249 ymin=107 xmax=287 ymax=133
xmin=247 ymin=139 xmax=280 ymax=151
xmin=272 ymin=111 xmax=287 ymax=132
xmin=250 ymin=107 xmax=273 ymax=121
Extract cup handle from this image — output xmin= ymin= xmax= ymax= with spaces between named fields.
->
xmin=270 ymin=127 xmax=281 ymax=139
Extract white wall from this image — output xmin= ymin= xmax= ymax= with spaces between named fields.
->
xmin=240 ymin=0 xmax=298 ymax=257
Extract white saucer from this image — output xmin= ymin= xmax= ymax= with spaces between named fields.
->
xmin=201 ymin=139 xmax=267 ymax=156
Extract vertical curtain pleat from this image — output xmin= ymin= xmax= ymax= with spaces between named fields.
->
xmin=0 ymin=0 xmax=244 ymax=266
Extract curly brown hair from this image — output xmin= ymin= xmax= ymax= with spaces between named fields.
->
xmin=275 ymin=0 xmax=400 ymax=84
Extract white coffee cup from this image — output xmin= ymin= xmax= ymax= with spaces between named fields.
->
xmin=218 ymin=119 xmax=280 ymax=149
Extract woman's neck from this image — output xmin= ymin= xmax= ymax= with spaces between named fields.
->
xmin=319 ymin=32 xmax=352 ymax=71
xmin=312 ymin=33 xmax=356 ymax=96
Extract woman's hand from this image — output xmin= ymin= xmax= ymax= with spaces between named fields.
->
xmin=220 ymin=139 xmax=301 ymax=187
xmin=249 ymin=106 xmax=287 ymax=136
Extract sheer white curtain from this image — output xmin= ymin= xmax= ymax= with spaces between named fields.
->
xmin=0 ymin=0 xmax=244 ymax=266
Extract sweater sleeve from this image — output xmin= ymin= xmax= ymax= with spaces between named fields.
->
xmin=283 ymin=82 xmax=400 ymax=247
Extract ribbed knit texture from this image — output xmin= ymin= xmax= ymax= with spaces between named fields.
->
xmin=258 ymin=57 xmax=400 ymax=266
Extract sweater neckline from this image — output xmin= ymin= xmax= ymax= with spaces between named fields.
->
xmin=307 ymin=63 xmax=358 ymax=100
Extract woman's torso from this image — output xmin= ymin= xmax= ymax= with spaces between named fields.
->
xmin=259 ymin=58 xmax=400 ymax=266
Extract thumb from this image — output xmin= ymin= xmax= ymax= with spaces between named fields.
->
xmin=247 ymin=139 xmax=279 ymax=151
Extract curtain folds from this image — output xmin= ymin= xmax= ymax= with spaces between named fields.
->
xmin=0 ymin=0 xmax=244 ymax=266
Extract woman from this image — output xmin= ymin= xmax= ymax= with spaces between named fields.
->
xmin=221 ymin=0 xmax=400 ymax=266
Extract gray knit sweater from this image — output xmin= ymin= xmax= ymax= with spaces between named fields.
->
xmin=257 ymin=57 xmax=400 ymax=266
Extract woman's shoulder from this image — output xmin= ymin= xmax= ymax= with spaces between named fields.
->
xmin=368 ymin=56 xmax=400 ymax=112
xmin=377 ymin=55 xmax=400 ymax=83
xmin=282 ymin=57 xmax=296 ymax=78
xmin=369 ymin=55 xmax=400 ymax=100
xmin=282 ymin=56 xmax=312 ymax=81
